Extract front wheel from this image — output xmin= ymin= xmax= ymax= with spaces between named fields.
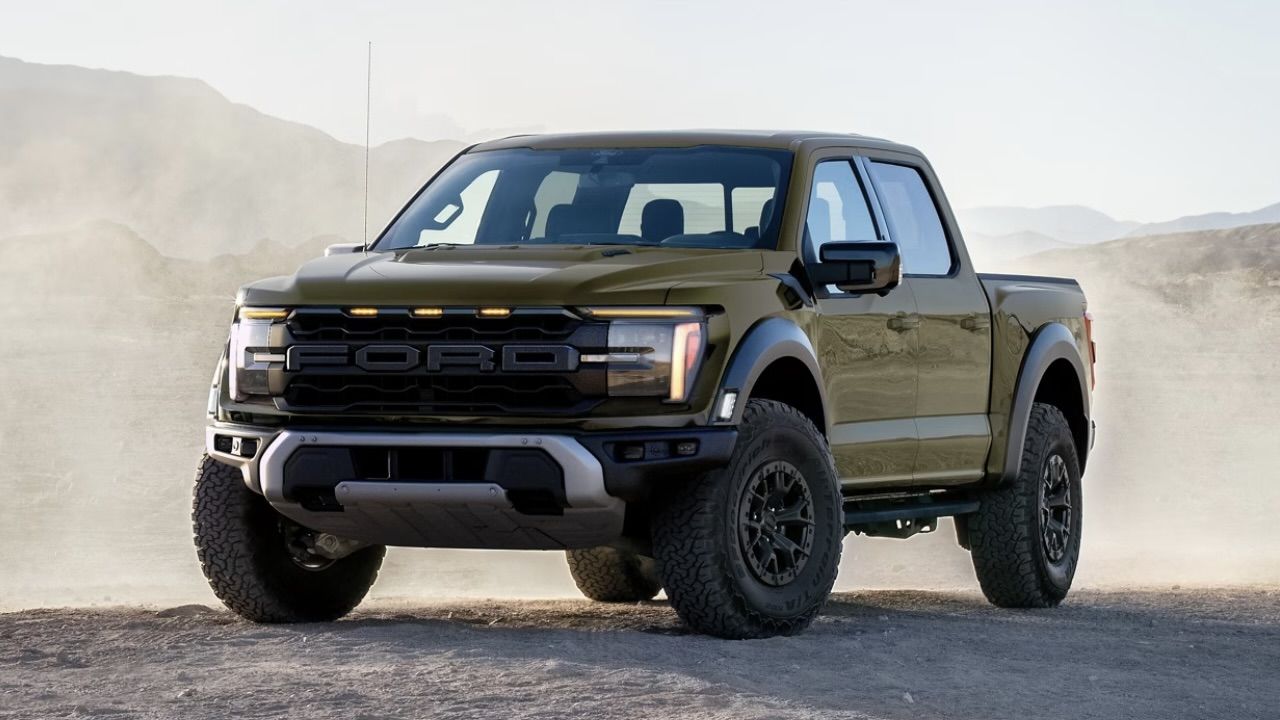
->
xmin=651 ymin=399 xmax=843 ymax=639
xmin=566 ymin=547 xmax=662 ymax=602
xmin=968 ymin=403 xmax=1083 ymax=607
xmin=192 ymin=455 xmax=385 ymax=622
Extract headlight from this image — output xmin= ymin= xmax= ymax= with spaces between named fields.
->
xmin=228 ymin=308 xmax=289 ymax=401
xmin=582 ymin=308 xmax=706 ymax=404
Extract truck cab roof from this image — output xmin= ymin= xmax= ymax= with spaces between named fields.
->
xmin=473 ymin=129 xmax=921 ymax=156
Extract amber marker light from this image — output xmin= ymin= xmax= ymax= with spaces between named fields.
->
xmin=238 ymin=308 xmax=289 ymax=321
xmin=478 ymin=307 xmax=511 ymax=318
xmin=412 ymin=307 xmax=444 ymax=317
xmin=349 ymin=307 xmax=379 ymax=317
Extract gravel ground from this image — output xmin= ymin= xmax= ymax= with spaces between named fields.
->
xmin=2 ymin=587 xmax=1278 ymax=720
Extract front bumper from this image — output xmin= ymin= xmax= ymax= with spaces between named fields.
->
xmin=205 ymin=422 xmax=736 ymax=550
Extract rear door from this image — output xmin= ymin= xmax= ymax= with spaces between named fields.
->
xmin=863 ymin=156 xmax=993 ymax=485
xmin=803 ymin=152 xmax=920 ymax=487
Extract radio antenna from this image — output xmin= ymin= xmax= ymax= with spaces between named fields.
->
xmin=362 ymin=41 xmax=372 ymax=252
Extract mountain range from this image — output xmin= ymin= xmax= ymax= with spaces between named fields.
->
xmin=959 ymin=200 xmax=1280 ymax=263
xmin=3 ymin=53 xmax=1280 ymax=267
xmin=0 ymin=55 xmax=463 ymax=259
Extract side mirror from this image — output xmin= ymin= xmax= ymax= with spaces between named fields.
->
xmin=807 ymin=241 xmax=901 ymax=294
xmin=325 ymin=242 xmax=364 ymax=257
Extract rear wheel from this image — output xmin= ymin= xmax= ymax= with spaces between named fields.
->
xmin=192 ymin=455 xmax=385 ymax=622
xmin=566 ymin=547 xmax=661 ymax=602
xmin=969 ymin=403 xmax=1083 ymax=607
xmin=651 ymin=399 xmax=842 ymax=638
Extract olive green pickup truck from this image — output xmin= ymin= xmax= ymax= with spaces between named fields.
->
xmin=195 ymin=130 xmax=1095 ymax=639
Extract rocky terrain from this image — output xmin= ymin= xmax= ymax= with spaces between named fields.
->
xmin=3 ymin=588 xmax=1278 ymax=720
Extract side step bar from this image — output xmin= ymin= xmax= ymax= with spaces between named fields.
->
xmin=843 ymin=499 xmax=980 ymax=527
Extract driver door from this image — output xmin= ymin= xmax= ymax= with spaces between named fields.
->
xmin=804 ymin=155 xmax=920 ymax=488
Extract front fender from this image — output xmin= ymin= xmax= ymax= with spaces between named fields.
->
xmin=713 ymin=317 xmax=826 ymax=427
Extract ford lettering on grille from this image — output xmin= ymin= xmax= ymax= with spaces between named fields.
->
xmin=286 ymin=344 xmax=580 ymax=373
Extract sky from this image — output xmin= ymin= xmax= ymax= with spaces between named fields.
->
xmin=3 ymin=0 xmax=1278 ymax=221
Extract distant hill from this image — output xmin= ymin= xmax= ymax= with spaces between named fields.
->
xmin=964 ymin=230 xmax=1075 ymax=270
xmin=1008 ymin=222 xmax=1280 ymax=318
xmin=957 ymin=205 xmax=1139 ymax=245
xmin=1125 ymin=202 xmax=1280 ymax=239
xmin=960 ymin=201 xmax=1280 ymax=252
xmin=0 ymin=221 xmax=329 ymax=301
xmin=0 ymin=56 xmax=464 ymax=258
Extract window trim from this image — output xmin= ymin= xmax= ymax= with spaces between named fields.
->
xmin=861 ymin=157 xmax=959 ymax=279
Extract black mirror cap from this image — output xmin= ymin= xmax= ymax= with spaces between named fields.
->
xmin=809 ymin=241 xmax=901 ymax=294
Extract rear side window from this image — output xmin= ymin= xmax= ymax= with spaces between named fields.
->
xmin=867 ymin=161 xmax=953 ymax=275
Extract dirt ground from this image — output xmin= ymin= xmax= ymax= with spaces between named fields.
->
xmin=2 ymin=587 xmax=1277 ymax=720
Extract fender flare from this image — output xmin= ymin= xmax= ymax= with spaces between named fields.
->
xmin=715 ymin=317 xmax=827 ymax=429
xmin=1001 ymin=322 xmax=1091 ymax=482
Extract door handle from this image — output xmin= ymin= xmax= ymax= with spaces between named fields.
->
xmin=960 ymin=313 xmax=990 ymax=332
xmin=887 ymin=312 xmax=921 ymax=332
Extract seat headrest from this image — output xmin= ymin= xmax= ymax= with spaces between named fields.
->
xmin=641 ymin=199 xmax=684 ymax=243
xmin=758 ymin=199 xmax=775 ymax=231
xmin=546 ymin=203 xmax=594 ymax=238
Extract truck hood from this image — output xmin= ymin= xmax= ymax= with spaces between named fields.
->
xmin=238 ymin=246 xmax=765 ymax=307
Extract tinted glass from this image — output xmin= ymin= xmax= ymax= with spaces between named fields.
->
xmin=376 ymin=146 xmax=793 ymax=250
xmin=806 ymin=160 xmax=878 ymax=256
xmin=867 ymin=161 xmax=953 ymax=275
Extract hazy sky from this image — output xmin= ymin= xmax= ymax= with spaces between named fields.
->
xmin=3 ymin=0 xmax=1278 ymax=221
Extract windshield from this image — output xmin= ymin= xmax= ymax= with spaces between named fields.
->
xmin=374 ymin=146 xmax=793 ymax=251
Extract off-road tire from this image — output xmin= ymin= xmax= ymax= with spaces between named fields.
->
xmin=192 ymin=455 xmax=385 ymax=622
xmin=566 ymin=547 xmax=662 ymax=602
xmin=969 ymin=403 xmax=1083 ymax=607
xmin=651 ymin=399 xmax=842 ymax=639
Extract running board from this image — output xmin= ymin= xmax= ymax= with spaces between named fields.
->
xmin=843 ymin=499 xmax=980 ymax=539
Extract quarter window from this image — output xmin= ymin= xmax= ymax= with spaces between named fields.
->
xmin=806 ymin=161 xmax=878 ymax=257
xmin=867 ymin=161 xmax=953 ymax=275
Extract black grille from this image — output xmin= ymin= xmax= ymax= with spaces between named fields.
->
xmin=278 ymin=308 xmax=609 ymax=416
xmin=287 ymin=308 xmax=584 ymax=343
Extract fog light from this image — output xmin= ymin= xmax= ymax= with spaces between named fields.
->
xmin=675 ymin=440 xmax=698 ymax=457
xmin=619 ymin=444 xmax=645 ymax=461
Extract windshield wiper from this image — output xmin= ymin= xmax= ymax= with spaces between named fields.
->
xmin=409 ymin=242 xmax=468 ymax=250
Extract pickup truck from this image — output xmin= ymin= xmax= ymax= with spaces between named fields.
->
xmin=195 ymin=130 xmax=1095 ymax=639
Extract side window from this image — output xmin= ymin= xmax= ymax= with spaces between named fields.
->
xmin=416 ymin=169 xmax=498 ymax=246
xmin=806 ymin=160 xmax=877 ymax=256
xmin=867 ymin=161 xmax=953 ymax=275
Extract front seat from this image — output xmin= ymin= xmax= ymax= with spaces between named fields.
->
xmin=641 ymin=199 xmax=684 ymax=243
xmin=546 ymin=203 xmax=592 ymax=239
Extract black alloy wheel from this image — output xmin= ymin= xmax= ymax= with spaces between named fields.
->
xmin=737 ymin=460 xmax=816 ymax=587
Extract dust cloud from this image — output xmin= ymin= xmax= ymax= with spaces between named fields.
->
xmin=2 ymin=220 xmax=1278 ymax=611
